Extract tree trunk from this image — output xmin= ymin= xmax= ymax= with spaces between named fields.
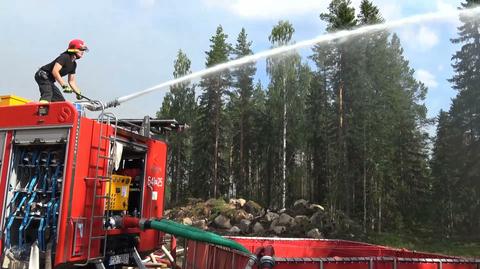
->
xmin=363 ymin=122 xmax=367 ymax=233
xmin=282 ymin=76 xmax=287 ymax=209
xmin=213 ymin=87 xmax=220 ymax=198
xmin=240 ymin=99 xmax=245 ymax=197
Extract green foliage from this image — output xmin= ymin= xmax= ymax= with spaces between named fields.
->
xmin=312 ymin=0 xmax=430 ymax=233
xmin=320 ymin=0 xmax=356 ymax=31
xmin=358 ymin=0 xmax=383 ymax=24
xmin=157 ymin=0 xmax=480 ymax=243
xmin=268 ymin=21 xmax=295 ymax=45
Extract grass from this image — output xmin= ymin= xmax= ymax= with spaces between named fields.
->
xmin=365 ymin=232 xmax=480 ymax=258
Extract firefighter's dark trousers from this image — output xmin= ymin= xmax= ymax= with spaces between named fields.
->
xmin=35 ymin=70 xmax=65 ymax=102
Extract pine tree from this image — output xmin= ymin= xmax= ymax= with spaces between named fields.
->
xmin=157 ymin=50 xmax=196 ymax=204
xmin=191 ymin=25 xmax=231 ymax=198
xmin=318 ymin=0 xmax=360 ymax=220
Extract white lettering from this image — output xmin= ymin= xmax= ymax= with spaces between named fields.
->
xmin=147 ymin=176 xmax=163 ymax=188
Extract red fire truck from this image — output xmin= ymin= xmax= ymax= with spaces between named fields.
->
xmin=0 ymin=97 xmax=183 ymax=268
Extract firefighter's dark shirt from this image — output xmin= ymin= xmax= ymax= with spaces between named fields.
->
xmin=40 ymin=52 xmax=77 ymax=79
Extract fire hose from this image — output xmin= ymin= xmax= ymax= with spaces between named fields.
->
xmin=112 ymin=217 xmax=279 ymax=268
xmin=116 ymin=217 xmax=251 ymax=254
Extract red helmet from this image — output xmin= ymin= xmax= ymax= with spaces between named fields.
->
xmin=67 ymin=39 xmax=89 ymax=53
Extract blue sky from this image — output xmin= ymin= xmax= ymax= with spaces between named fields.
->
xmin=0 ymin=0 xmax=464 ymax=122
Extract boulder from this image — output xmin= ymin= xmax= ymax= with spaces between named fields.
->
xmin=232 ymin=209 xmax=251 ymax=224
xmin=295 ymin=215 xmax=310 ymax=224
xmin=182 ymin=217 xmax=193 ymax=226
xmin=244 ymin=200 xmax=263 ymax=216
xmin=202 ymin=207 xmax=212 ymax=217
xmin=238 ymin=219 xmax=251 ymax=234
xmin=192 ymin=219 xmax=208 ymax=230
xmin=306 ymin=228 xmax=324 ymax=239
xmin=310 ymin=211 xmax=326 ymax=228
xmin=269 ymin=219 xmax=279 ymax=231
xmin=309 ymin=204 xmax=325 ymax=211
xmin=264 ymin=212 xmax=279 ymax=223
xmin=294 ymin=215 xmax=310 ymax=231
xmin=253 ymin=222 xmax=265 ymax=234
xmin=273 ymin=226 xmax=286 ymax=235
xmin=277 ymin=213 xmax=295 ymax=227
xmin=237 ymin=198 xmax=247 ymax=207
xmin=213 ymin=215 xmax=232 ymax=229
xmin=229 ymin=198 xmax=247 ymax=208
xmin=292 ymin=199 xmax=313 ymax=216
xmin=293 ymin=199 xmax=308 ymax=208
xmin=229 ymin=226 xmax=241 ymax=234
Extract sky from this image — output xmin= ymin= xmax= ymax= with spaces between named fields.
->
xmin=0 ymin=0 xmax=465 ymax=124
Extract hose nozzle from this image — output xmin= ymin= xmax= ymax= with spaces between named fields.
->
xmin=106 ymin=99 xmax=120 ymax=109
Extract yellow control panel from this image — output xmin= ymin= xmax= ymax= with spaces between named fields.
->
xmin=105 ymin=174 xmax=131 ymax=211
xmin=0 ymin=95 xmax=30 ymax=106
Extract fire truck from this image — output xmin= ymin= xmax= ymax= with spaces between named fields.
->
xmin=0 ymin=96 xmax=184 ymax=268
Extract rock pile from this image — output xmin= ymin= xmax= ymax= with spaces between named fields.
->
xmin=165 ymin=198 xmax=363 ymax=239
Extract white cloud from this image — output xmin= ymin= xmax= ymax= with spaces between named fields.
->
xmin=418 ymin=26 xmax=440 ymax=49
xmin=416 ymin=69 xmax=438 ymax=88
xmin=435 ymin=0 xmax=456 ymax=13
xmin=376 ymin=2 xmax=403 ymax=20
xmin=203 ymin=0 xmax=329 ymax=20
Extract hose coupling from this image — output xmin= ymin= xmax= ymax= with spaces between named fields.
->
xmin=138 ymin=218 xmax=150 ymax=230
xmin=259 ymin=255 xmax=275 ymax=268
xmin=244 ymin=254 xmax=258 ymax=269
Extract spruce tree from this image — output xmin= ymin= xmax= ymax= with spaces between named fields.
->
xmin=229 ymin=28 xmax=256 ymax=198
xmin=433 ymin=0 xmax=480 ymax=235
xmin=430 ymin=111 xmax=457 ymax=236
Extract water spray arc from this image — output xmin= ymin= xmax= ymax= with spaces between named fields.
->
xmin=104 ymin=6 xmax=480 ymax=109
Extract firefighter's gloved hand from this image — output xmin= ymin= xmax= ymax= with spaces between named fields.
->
xmin=74 ymin=89 xmax=83 ymax=100
xmin=62 ymin=85 xmax=73 ymax=93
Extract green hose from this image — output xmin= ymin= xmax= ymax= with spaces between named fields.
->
xmin=145 ymin=218 xmax=251 ymax=255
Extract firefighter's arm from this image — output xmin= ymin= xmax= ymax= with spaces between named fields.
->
xmin=68 ymin=74 xmax=81 ymax=95
xmin=52 ymin=63 xmax=68 ymax=89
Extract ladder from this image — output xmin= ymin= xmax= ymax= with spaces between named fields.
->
xmin=79 ymin=110 xmax=119 ymax=266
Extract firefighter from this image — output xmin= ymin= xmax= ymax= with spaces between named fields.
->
xmin=35 ymin=39 xmax=88 ymax=103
